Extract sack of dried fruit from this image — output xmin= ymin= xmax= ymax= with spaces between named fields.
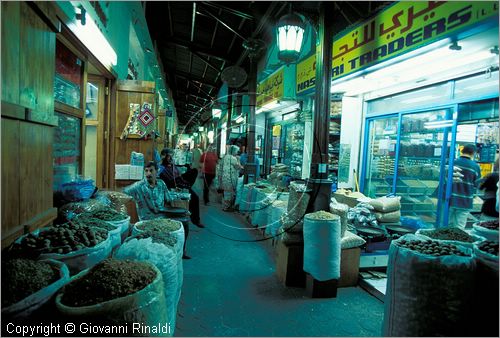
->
xmin=2 ymin=259 xmax=70 ymax=319
xmin=383 ymin=234 xmax=475 ymax=337
xmin=472 ymin=219 xmax=499 ymax=241
xmin=56 ymin=259 xmax=169 ymax=335
xmin=303 ymin=211 xmax=341 ymax=281
xmin=416 ymin=227 xmax=485 ymax=248
xmin=12 ymin=224 xmax=113 ymax=275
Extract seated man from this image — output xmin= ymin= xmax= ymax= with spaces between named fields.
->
xmin=159 ymin=148 xmax=204 ymax=228
xmin=123 ymin=161 xmax=191 ymax=259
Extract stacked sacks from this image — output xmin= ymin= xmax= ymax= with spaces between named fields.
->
xmin=367 ymin=196 xmax=401 ymax=226
xmin=279 ymin=181 xmax=310 ymax=245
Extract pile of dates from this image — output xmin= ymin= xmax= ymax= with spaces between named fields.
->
xmin=13 ymin=221 xmax=108 ymax=257
xmin=477 ymin=241 xmax=499 ymax=256
xmin=396 ymin=239 xmax=468 ymax=256
xmin=477 ymin=219 xmax=499 ymax=230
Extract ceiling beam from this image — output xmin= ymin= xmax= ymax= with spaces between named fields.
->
xmin=200 ymin=1 xmax=254 ymax=20
xmin=197 ymin=4 xmax=247 ymax=42
xmin=172 ymin=70 xmax=218 ymax=89
xmin=191 ymin=51 xmax=221 ymax=73
xmin=191 ymin=2 xmax=196 ymax=42
xmin=163 ymin=38 xmax=232 ymax=63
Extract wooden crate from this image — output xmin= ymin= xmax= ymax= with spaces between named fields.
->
xmin=275 ymin=239 xmax=306 ymax=287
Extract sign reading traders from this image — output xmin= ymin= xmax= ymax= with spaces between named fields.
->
xmin=297 ymin=1 xmax=498 ymax=95
xmin=257 ymin=68 xmax=284 ymax=108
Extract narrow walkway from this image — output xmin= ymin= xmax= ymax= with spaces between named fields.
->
xmin=175 ymin=180 xmax=384 ymax=336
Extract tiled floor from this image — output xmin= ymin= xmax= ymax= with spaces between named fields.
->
xmin=175 ymin=180 xmax=385 ymax=337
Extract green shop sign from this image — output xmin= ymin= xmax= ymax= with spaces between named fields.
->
xmin=296 ymin=1 xmax=498 ymax=95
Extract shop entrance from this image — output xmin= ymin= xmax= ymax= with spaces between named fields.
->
xmin=363 ymin=98 xmax=499 ymax=228
xmin=84 ymin=74 xmax=109 ymax=188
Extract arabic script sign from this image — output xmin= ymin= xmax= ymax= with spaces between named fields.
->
xmin=257 ymin=68 xmax=284 ymax=107
xmin=296 ymin=1 xmax=498 ymax=95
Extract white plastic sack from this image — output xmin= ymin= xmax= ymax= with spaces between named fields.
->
xmin=264 ymin=202 xmax=287 ymax=237
xmin=106 ymin=215 xmax=131 ymax=243
xmin=341 ymin=231 xmax=366 ymax=249
xmin=368 ymin=195 xmax=401 ymax=213
xmin=56 ymin=263 xmax=169 ymax=337
xmin=374 ymin=210 xmax=401 ymax=223
xmin=115 ymin=238 xmax=178 ymax=336
xmin=303 ymin=213 xmax=341 ymax=281
xmin=2 ymin=260 xmax=70 ymax=319
xmin=251 ymin=189 xmax=267 ymax=227
xmin=234 ymin=177 xmax=244 ymax=208
xmin=383 ymin=234 xmax=476 ymax=337
xmin=21 ymin=229 xmax=113 ymax=276
xmin=329 ymin=201 xmax=349 ymax=237
xmin=471 ymin=223 xmax=499 ymax=241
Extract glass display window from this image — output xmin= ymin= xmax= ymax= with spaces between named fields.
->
xmin=53 ymin=112 xmax=82 ymax=190
xmin=363 ymin=116 xmax=399 ymax=198
xmin=55 ymin=40 xmax=84 ymax=109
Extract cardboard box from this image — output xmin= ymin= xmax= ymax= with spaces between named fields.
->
xmin=115 ymin=164 xmax=130 ymax=180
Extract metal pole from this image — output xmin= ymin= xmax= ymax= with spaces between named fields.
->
xmin=244 ymin=56 xmax=257 ymax=183
xmin=226 ymin=88 xmax=233 ymax=143
xmin=307 ymin=1 xmax=334 ymax=212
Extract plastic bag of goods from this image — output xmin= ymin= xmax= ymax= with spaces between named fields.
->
xmin=116 ymin=235 xmax=180 ymax=335
xmin=416 ymin=227 xmax=485 ymax=248
xmin=234 ymin=177 xmax=245 ymax=209
xmin=383 ymin=234 xmax=476 ymax=337
xmin=61 ymin=177 xmax=96 ymax=202
xmin=264 ymin=200 xmax=287 ymax=237
xmin=2 ymin=259 xmax=70 ymax=319
xmin=470 ymin=240 xmax=499 ymax=337
xmin=340 ymin=231 xmax=366 ymax=250
xmin=374 ymin=210 xmax=401 ymax=223
xmin=58 ymin=199 xmax=108 ymax=222
xmin=303 ymin=211 xmax=341 ymax=281
xmin=367 ymin=195 xmax=401 ymax=213
xmin=471 ymin=219 xmax=499 ymax=241
xmin=11 ymin=223 xmax=113 ymax=276
xmin=330 ymin=200 xmax=349 ymax=237
xmin=78 ymin=208 xmax=131 ymax=243
xmin=287 ymin=181 xmax=310 ymax=225
xmin=56 ymin=258 xmax=170 ymax=336
xmin=94 ymin=190 xmax=133 ymax=215
xmin=251 ymin=189 xmax=267 ymax=227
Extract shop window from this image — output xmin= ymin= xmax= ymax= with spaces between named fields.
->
xmin=54 ymin=39 xmax=83 ymax=108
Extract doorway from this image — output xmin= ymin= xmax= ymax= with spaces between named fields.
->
xmin=84 ymin=74 xmax=109 ymax=188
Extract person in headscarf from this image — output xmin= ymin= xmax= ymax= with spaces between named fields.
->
xmin=217 ymin=145 xmax=243 ymax=211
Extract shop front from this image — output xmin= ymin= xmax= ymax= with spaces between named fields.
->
xmin=328 ymin=1 xmax=499 ymax=228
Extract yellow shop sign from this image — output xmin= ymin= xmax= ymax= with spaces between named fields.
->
xmin=257 ymin=68 xmax=284 ymax=107
xmin=297 ymin=1 xmax=498 ymax=95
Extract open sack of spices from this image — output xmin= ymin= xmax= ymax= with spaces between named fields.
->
xmin=76 ymin=207 xmax=131 ymax=243
xmin=8 ymin=221 xmax=113 ymax=275
xmin=2 ymin=259 xmax=70 ymax=319
xmin=55 ymin=258 xmax=169 ymax=336
xmin=116 ymin=230 xmax=182 ymax=335
xmin=383 ymin=234 xmax=475 ymax=337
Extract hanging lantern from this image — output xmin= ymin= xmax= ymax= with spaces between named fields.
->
xmin=276 ymin=11 xmax=305 ymax=64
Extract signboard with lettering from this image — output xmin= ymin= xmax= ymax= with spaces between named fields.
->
xmin=257 ymin=68 xmax=284 ymax=107
xmin=296 ymin=1 xmax=498 ymax=95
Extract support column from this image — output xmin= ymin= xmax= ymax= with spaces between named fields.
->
xmin=244 ymin=56 xmax=257 ymax=183
xmin=307 ymin=1 xmax=334 ymax=213
xmin=226 ymin=88 xmax=233 ymax=143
